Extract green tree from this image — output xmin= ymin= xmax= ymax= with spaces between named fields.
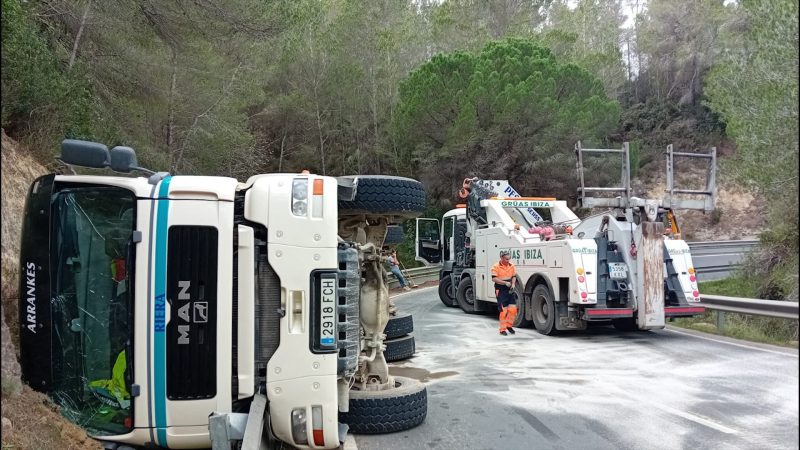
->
xmin=391 ymin=38 xmax=620 ymax=206
xmin=705 ymin=0 xmax=799 ymax=300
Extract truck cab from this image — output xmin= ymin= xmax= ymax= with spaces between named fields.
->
xmin=19 ymin=140 xmax=428 ymax=449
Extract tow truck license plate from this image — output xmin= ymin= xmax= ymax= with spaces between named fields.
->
xmin=608 ymin=262 xmax=628 ymax=279
xmin=319 ymin=274 xmax=337 ymax=347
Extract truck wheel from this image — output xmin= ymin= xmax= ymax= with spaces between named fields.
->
xmin=512 ymin=283 xmax=533 ymax=328
xmin=531 ymin=284 xmax=557 ymax=335
xmin=384 ymin=335 xmax=416 ymax=362
xmin=338 ymin=175 xmax=426 ymax=218
xmin=438 ymin=275 xmax=457 ymax=307
xmin=612 ymin=317 xmax=639 ymax=332
xmin=456 ymin=277 xmax=479 ymax=314
xmin=385 ymin=313 xmax=414 ymax=339
xmin=341 ymin=376 xmax=427 ymax=434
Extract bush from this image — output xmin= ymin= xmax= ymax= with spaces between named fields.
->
xmin=1 ymin=0 xmax=102 ymax=160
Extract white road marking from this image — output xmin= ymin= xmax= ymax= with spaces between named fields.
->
xmin=666 ymin=327 xmax=799 ymax=357
xmin=389 ymin=285 xmax=437 ymax=299
xmin=654 ymin=403 xmax=739 ymax=435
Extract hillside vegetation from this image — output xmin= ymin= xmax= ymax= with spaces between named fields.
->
xmin=0 ymin=0 xmax=797 ymax=447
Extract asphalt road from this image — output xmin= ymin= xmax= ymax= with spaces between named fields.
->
xmin=353 ymin=286 xmax=799 ymax=450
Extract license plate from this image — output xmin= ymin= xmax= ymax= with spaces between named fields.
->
xmin=608 ymin=262 xmax=628 ymax=279
xmin=319 ymin=274 xmax=337 ymax=348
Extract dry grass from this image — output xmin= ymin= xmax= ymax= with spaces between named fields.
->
xmin=1 ymin=129 xmax=100 ymax=450
xmin=1 ymin=385 xmax=102 ymax=450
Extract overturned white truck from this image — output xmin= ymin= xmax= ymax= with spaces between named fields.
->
xmin=19 ymin=139 xmax=427 ymax=449
xmin=416 ymin=143 xmax=715 ymax=334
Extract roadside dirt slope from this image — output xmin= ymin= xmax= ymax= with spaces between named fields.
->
xmin=1 ymin=129 xmax=101 ymax=450
xmin=632 ymin=162 xmax=766 ymax=241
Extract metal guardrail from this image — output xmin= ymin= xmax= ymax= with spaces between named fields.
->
xmin=699 ymin=295 xmax=799 ymax=320
xmin=688 ymin=240 xmax=759 ymax=281
xmin=388 ymin=265 xmax=441 ymax=289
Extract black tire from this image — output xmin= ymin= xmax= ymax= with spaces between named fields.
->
xmin=383 ymin=225 xmax=405 ymax=245
xmin=384 ymin=335 xmax=415 ymax=362
xmin=456 ymin=277 xmax=479 ymax=314
xmin=341 ymin=376 xmax=427 ymax=434
xmin=438 ymin=274 xmax=457 ymax=307
xmin=338 ymin=175 xmax=426 ymax=218
xmin=612 ymin=317 xmax=639 ymax=332
xmin=385 ymin=313 xmax=414 ymax=339
xmin=531 ymin=284 xmax=557 ymax=335
xmin=511 ymin=281 xmax=533 ymax=328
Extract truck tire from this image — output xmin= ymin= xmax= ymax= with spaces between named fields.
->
xmin=384 ymin=313 xmax=413 ymax=339
xmin=512 ymin=282 xmax=533 ymax=328
xmin=340 ymin=376 xmax=427 ymax=434
xmin=456 ymin=277 xmax=479 ymax=314
xmin=438 ymin=274 xmax=457 ymax=307
xmin=383 ymin=225 xmax=405 ymax=245
xmin=531 ymin=284 xmax=557 ymax=335
xmin=612 ymin=317 xmax=639 ymax=332
xmin=338 ymin=175 xmax=426 ymax=218
xmin=384 ymin=335 xmax=416 ymax=362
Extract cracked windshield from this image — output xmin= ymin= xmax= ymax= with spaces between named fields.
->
xmin=50 ymin=186 xmax=135 ymax=435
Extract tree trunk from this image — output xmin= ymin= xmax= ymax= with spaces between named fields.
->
xmin=166 ymin=47 xmax=178 ymax=153
xmin=68 ymin=1 xmax=92 ymax=70
xmin=278 ymin=132 xmax=287 ymax=172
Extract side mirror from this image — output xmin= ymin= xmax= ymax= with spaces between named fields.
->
xmin=109 ymin=146 xmax=138 ymax=173
xmin=59 ymin=139 xmax=110 ymax=169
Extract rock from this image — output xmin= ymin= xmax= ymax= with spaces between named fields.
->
xmin=1 ymin=303 xmax=22 ymax=394
xmin=2 ymin=416 xmax=11 ymax=436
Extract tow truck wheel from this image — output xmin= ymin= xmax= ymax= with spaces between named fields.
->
xmin=456 ymin=277 xmax=479 ymax=314
xmin=337 ymin=175 xmax=426 ymax=218
xmin=531 ymin=284 xmax=557 ymax=335
xmin=512 ymin=283 xmax=533 ymax=328
xmin=341 ymin=376 xmax=428 ymax=434
xmin=438 ymin=275 xmax=457 ymax=307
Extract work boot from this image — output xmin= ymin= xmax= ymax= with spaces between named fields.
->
xmin=507 ymin=327 xmax=516 ymax=335
xmin=403 ymin=286 xmax=411 ymax=291
xmin=499 ymin=330 xmax=508 ymax=336
xmin=411 ymin=284 xmax=419 ymax=288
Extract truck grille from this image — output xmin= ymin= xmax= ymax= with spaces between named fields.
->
xmin=166 ymin=226 xmax=218 ymax=400
xmin=255 ymin=248 xmax=281 ymax=367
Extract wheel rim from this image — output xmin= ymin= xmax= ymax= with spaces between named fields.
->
xmin=464 ymin=286 xmax=475 ymax=305
xmin=534 ymin=293 xmax=549 ymax=324
xmin=447 ymin=282 xmax=455 ymax=299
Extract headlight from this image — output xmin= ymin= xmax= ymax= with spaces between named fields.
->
xmin=291 ymin=408 xmax=308 ymax=445
xmin=292 ymin=179 xmax=309 ymax=216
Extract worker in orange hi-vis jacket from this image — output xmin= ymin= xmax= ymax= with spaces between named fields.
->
xmin=491 ymin=250 xmax=518 ymax=336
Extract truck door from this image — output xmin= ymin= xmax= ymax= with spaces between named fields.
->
xmin=415 ymin=218 xmax=441 ymax=265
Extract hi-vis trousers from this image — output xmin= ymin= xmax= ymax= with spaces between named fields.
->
xmin=495 ymin=285 xmax=518 ymax=332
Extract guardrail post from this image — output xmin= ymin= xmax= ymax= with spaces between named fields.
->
xmin=716 ymin=310 xmax=726 ymax=332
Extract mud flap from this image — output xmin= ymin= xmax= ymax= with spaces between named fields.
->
xmin=635 ymin=222 xmax=665 ymax=329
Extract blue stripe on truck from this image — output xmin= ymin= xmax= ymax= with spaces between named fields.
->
xmin=154 ymin=177 xmax=172 ymax=446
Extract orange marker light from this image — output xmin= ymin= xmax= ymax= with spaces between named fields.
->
xmin=688 ymin=267 xmax=696 ymax=274
xmin=576 ymin=267 xmax=585 ymax=275
xmin=313 ymin=179 xmax=324 ymax=195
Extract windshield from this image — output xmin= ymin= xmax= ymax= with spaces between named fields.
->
xmin=504 ymin=206 xmax=551 ymax=228
xmin=49 ymin=185 xmax=135 ymax=435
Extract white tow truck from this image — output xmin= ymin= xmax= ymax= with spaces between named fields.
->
xmin=18 ymin=139 xmax=428 ymax=449
xmin=416 ymin=142 xmax=716 ymax=334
